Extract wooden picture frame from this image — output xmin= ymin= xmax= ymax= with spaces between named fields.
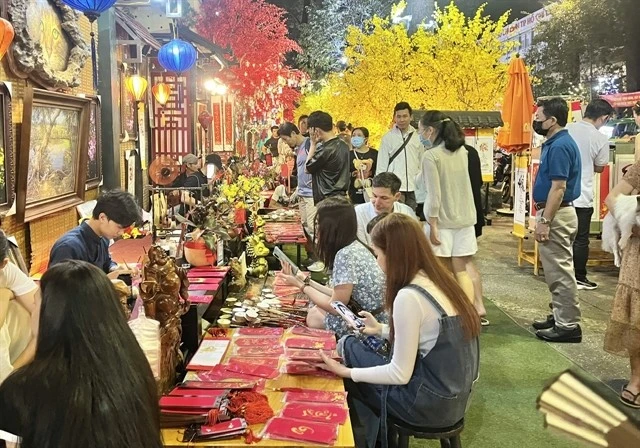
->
xmin=86 ymin=96 xmax=102 ymax=189
xmin=0 ymin=82 xmax=15 ymax=213
xmin=120 ymin=67 xmax=138 ymax=141
xmin=16 ymin=88 xmax=90 ymax=223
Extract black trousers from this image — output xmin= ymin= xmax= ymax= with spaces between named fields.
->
xmin=573 ymin=207 xmax=594 ymax=280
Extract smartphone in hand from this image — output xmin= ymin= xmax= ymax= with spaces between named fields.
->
xmin=330 ymin=301 xmax=366 ymax=331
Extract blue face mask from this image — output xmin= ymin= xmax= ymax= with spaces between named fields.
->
xmin=351 ymin=136 xmax=365 ymax=148
xmin=419 ymin=135 xmax=432 ymax=148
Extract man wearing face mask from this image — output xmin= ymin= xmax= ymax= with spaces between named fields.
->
xmin=305 ymin=111 xmax=351 ymax=205
xmin=348 ymin=127 xmax=378 ymax=204
xmin=566 ymin=99 xmax=614 ymax=291
xmin=531 ymin=98 xmax=583 ymax=343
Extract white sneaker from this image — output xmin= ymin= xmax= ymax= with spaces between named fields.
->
xmin=307 ymin=261 xmax=325 ymax=272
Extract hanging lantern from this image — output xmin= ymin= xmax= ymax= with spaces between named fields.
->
xmin=61 ymin=0 xmax=117 ymax=90
xmin=60 ymin=0 xmax=117 ymax=21
xmin=198 ymin=110 xmax=213 ymax=130
xmin=151 ymin=83 xmax=171 ymax=106
xmin=158 ymin=39 xmax=197 ymax=74
xmin=125 ymin=74 xmax=148 ymax=102
xmin=0 ymin=18 xmax=15 ymax=61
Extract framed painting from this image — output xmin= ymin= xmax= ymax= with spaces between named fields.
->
xmin=0 ymin=82 xmax=15 ymax=214
xmin=119 ymin=67 xmax=137 ymax=141
xmin=16 ymin=88 xmax=90 ymax=223
xmin=86 ymin=96 xmax=102 ymax=189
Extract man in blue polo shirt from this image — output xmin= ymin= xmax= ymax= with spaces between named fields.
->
xmin=531 ymin=98 xmax=582 ymax=343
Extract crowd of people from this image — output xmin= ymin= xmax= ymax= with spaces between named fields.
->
xmin=0 ymin=95 xmax=639 ymax=447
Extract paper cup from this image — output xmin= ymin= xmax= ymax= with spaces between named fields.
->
xmin=217 ymin=319 xmax=231 ymax=328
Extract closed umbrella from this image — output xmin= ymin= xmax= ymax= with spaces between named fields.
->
xmin=497 ymin=56 xmax=535 ymax=152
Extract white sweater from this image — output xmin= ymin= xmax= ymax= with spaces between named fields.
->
xmin=422 ymin=144 xmax=476 ymax=229
xmin=376 ymin=126 xmax=424 ymax=192
xmin=350 ymin=272 xmax=457 ymax=385
xmin=355 ymin=202 xmax=417 ymax=246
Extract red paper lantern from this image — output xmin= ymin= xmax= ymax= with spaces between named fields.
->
xmin=0 ymin=18 xmax=15 ymax=61
xmin=198 ymin=110 xmax=213 ymax=131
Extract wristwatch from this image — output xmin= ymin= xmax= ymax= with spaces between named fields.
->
xmin=539 ymin=216 xmax=552 ymax=225
xmin=299 ymin=274 xmax=311 ymax=293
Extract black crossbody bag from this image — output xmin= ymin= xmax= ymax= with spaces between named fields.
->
xmin=387 ymin=132 xmax=414 ymax=168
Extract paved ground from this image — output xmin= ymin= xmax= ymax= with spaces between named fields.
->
xmin=478 ymin=215 xmax=636 ymax=401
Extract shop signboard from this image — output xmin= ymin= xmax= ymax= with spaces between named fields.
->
xmin=464 ymin=129 xmax=494 ymax=183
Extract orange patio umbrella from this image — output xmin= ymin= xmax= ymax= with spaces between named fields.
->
xmin=497 ymin=56 xmax=535 ymax=153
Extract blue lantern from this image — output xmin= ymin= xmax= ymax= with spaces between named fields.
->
xmin=60 ymin=0 xmax=118 ymax=89
xmin=60 ymin=0 xmax=118 ymax=22
xmin=158 ymin=39 xmax=197 ymax=74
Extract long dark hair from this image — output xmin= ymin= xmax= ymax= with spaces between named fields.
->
xmin=315 ymin=196 xmax=358 ymax=269
xmin=0 ymin=260 xmax=162 ymax=448
xmin=420 ymin=110 xmax=465 ymax=151
xmin=371 ymin=214 xmax=480 ymax=341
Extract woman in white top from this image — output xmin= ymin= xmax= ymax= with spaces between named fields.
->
xmin=0 ymin=232 xmax=39 ymax=384
xmin=319 ymin=214 xmax=480 ymax=448
xmin=418 ymin=111 xmax=479 ymax=312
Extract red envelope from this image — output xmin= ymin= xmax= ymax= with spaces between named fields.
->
xmin=198 ymin=418 xmax=247 ymax=437
xmin=187 ymin=271 xmax=228 ymax=278
xmin=227 ymin=357 xmax=280 ymax=368
xmin=285 ymin=337 xmax=336 ymax=350
xmin=168 ymin=388 xmax=228 ymax=398
xmin=281 ymin=402 xmax=348 ymax=425
xmin=234 ymin=337 xmax=282 ymax=347
xmin=235 ymin=346 xmax=284 ymax=357
xmin=284 ymin=390 xmax=347 ymax=404
xmin=285 ymin=349 xmax=340 ymax=362
xmin=181 ymin=380 xmax=256 ymax=390
xmin=237 ymin=327 xmax=284 ymax=336
xmin=290 ymin=326 xmax=335 ymax=338
xmin=189 ymin=295 xmax=213 ymax=304
xmin=263 ymin=417 xmax=338 ymax=445
xmin=159 ymin=396 xmax=221 ymax=410
xmin=224 ymin=360 xmax=280 ymax=379
xmin=283 ymin=362 xmax=338 ymax=378
xmin=189 ymin=267 xmax=230 ymax=273
xmin=189 ymin=277 xmax=226 ymax=283
xmin=196 ymin=365 xmax=259 ymax=381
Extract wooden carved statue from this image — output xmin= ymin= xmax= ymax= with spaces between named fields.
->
xmin=111 ymin=279 xmax=132 ymax=320
xmin=140 ymin=246 xmax=190 ymax=393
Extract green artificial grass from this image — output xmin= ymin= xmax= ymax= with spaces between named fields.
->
xmin=411 ymin=300 xmax=584 ymax=448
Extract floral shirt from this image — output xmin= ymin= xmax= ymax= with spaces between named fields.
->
xmin=325 ymin=241 xmax=388 ymax=338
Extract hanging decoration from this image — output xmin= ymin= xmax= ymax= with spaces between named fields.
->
xmin=198 ymin=110 xmax=213 ymax=151
xmin=152 ymin=83 xmax=172 ymax=106
xmin=125 ymin=74 xmax=148 ymax=102
xmin=158 ymin=38 xmax=197 ymax=74
xmin=60 ymin=0 xmax=117 ymax=90
xmin=0 ymin=18 xmax=15 ymax=61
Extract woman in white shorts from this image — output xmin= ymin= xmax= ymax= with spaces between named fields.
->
xmin=419 ymin=111 xmax=483 ymax=321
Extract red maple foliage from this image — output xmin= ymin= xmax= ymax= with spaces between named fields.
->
xmin=197 ymin=0 xmax=306 ymax=122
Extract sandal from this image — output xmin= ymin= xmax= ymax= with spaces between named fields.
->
xmin=480 ymin=317 xmax=490 ymax=327
xmin=620 ymin=384 xmax=640 ymax=409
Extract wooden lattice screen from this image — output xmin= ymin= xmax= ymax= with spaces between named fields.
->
xmin=150 ymin=61 xmax=193 ymax=161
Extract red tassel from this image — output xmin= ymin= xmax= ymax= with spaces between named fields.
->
xmin=244 ymin=428 xmax=262 ymax=444
xmin=207 ymin=409 xmax=220 ymax=425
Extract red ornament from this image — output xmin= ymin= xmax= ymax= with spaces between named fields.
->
xmin=198 ymin=110 xmax=213 ymax=130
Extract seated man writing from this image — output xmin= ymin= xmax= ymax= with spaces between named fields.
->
xmin=49 ymin=190 xmax=141 ymax=279
xmin=355 ymin=172 xmax=417 ymax=246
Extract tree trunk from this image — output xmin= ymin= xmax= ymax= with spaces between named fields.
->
xmin=302 ymin=0 xmax=311 ymax=24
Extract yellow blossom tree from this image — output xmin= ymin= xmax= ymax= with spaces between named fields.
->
xmin=297 ymin=1 xmax=516 ymax=146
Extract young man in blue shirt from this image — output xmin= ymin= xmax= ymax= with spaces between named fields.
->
xmin=531 ymin=98 xmax=583 ymax=343
xmin=49 ymin=190 xmax=141 ymax=278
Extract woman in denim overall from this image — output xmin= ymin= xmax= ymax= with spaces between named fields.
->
xmin=319 ymin=214 xmax=481 ymax=448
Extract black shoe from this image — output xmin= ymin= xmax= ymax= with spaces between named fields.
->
xmin=577 ymin=278 xmax=598 ymax=290
xmin=533 ymin=314 xmax=555 ymax=330
xmin=536 ymin=325 xmax=582 ymax=343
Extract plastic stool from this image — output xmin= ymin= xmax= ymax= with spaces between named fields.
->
xmin=388 ymin=417 xmax=464 ymax=448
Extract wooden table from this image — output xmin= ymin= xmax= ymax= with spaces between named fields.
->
xmin=162 ymin=331 xmax=355 ymax=447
